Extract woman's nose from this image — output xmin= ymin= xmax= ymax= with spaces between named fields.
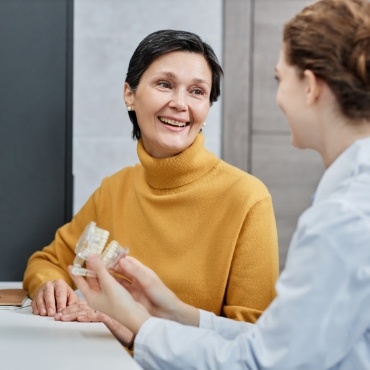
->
xmin=168 ymin=91 xmax=187 ymax=111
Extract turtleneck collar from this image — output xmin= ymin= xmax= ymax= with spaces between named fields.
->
xmin=137 ymin=134 xmax=219 ymax=189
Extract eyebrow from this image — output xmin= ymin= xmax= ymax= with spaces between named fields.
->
xmin=156 ymin=71 xmax=211 ymax=88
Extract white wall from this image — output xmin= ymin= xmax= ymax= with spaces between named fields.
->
xmin=73 ymin=0 xmax=223 ymax=214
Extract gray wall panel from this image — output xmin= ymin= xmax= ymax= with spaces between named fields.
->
xmin=253 ymin=0 xmax=309 ymax=133
xmin=252 ymin=135 xmax=324 ymax=265
xmin=222 ymin=0 xmax=252 ymax=170
xmin=223 ymin=0 xmax=324 ymax=270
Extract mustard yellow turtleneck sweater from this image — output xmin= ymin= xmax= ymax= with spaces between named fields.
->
xmin=24 ymin=134 xmax=279 ymax=323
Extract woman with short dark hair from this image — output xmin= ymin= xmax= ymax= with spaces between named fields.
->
xmin=24 ymin=29 xmax=279 ymax=350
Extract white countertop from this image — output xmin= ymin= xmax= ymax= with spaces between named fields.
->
xmin=0 ymin=282 xmax=143 ymax=370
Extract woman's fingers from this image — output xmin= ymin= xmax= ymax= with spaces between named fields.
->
xmin=86 ymin=255 xmax=117 ymax=292
xmin=117 ymin=256 xmax=157 ymax=289
xmin=68 ymin=265 xmax=91 ymax=295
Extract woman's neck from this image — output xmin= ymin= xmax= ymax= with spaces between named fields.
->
xmin=320 ymin=118 xmax=370 ymax=168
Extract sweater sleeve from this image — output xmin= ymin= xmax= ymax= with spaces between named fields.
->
xmin=23 ymin=187 xmax=102 ymax=298
xmin=222 ymin=196 xmax=279 ymax=323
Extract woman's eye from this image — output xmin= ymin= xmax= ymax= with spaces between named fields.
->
xmin=157 ymin=81 xmax=172 ymax=89
xmin=192 ymin=88 xmax=205 ymax=96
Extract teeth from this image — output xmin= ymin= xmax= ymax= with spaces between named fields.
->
xmin=159 ymin=117 xmax=187 ymax=127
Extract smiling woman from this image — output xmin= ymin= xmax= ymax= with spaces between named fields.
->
xmin=124 ymin=51 xmax=212 ymax=158
xmin=23 ymin=29 xmax=279 ymax=351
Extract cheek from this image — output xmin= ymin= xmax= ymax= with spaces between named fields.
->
xmin=135 ymin=99 xmax=158 ymax=122
xmin=193 ymin=102 xmax=211 ymax=123
xmin=275 ymin=89 xmax=284 ymax=112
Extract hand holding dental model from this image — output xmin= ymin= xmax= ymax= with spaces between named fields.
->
xmin=54 ymin=222 xmax=135 ymax=348
xmin=70 ymin=221 xmax=198 ymax=335
xmin=70 ymin=222 xmax=196 ymax=332
xmin=70 ymin=253 xmax=200 ymax=336
xmin=30 ymin=221 xmax=128 ymax=316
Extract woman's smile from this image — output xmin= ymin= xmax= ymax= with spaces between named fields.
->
xmin=158 ymin=116 xmax=190 ymax=128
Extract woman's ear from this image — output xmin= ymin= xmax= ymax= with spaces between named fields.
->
xmin=124 ymin=82 xmax=134 ymax=107
xmin=303 ymin=69 xmax=322 ymax=106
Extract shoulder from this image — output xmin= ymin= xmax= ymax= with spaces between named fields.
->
xmin=305 ymin=169 xmax=370 ymax=230
xmin=215 ymin=159 xmax=271 ymax=200
xmin=100 ymin=164 xmax=139 ymax=185
xmin=295 ymin=197 xmax=370 ymax=254
xmin=95 ymin=165 xmax=142 ymax=197
xmin=283 ymin=197 xmax=370 ymax=293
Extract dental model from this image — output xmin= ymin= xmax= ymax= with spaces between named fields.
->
xmin=71 ymin=221 xmax=128 ymax=277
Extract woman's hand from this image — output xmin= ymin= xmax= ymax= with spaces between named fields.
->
xmin=54 ymin=300 xmax=134 ymax=347
xmin=31 ymin=280 xmax=79 ymax=316
xmin=70 ymin=255 xmax=200 ymax=332
xmin=113 ymin=256 xmax=199 ymax=326
xmin=69 ymin=255 xmax=150 ymax=334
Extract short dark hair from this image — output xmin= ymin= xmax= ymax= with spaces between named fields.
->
xmin=125 ymin=29 xmax=223 ymax=140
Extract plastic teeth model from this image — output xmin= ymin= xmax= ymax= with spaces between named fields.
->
xmin=71 ymin=221 xmax=129 ymax=277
